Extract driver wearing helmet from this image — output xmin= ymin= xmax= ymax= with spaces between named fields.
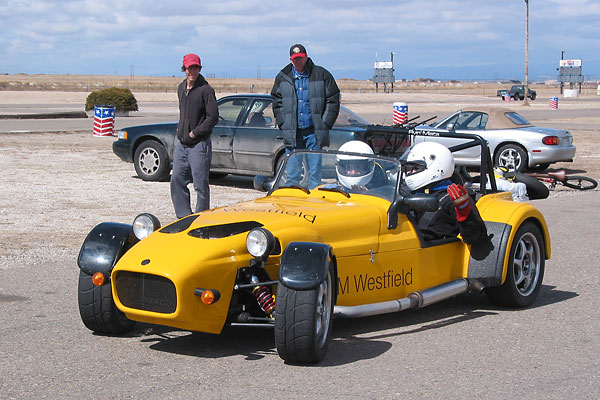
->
xmin=336 ymin=141 xmax=377 ymax=191
xmin=404 ymin=142 xmax=487 ymax=245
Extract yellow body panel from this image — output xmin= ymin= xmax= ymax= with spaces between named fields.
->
xmin=111 ymin=188 xmax=550 ymax=334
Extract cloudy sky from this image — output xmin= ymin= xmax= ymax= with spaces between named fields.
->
xmin=1 ymin=0 xmax=598 ymax=81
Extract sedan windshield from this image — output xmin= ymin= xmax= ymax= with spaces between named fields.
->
xmin=335 ymin=106 xmax=371 ymax=127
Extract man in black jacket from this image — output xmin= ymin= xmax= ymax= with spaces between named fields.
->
xmin=171 ymin=53 xmax=219 ymax=218
xmin=271 ymin=44 xmax=340 ymax=188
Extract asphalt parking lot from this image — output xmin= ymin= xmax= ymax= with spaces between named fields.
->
xmin=0 ymin=92 xmax=598 ymax=398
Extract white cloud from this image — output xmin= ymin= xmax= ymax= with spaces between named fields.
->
xmin=0 ymin=0 xmax=598 ymax=80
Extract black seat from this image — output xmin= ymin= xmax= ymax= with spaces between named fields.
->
xmin=248 ymin=113 xmax=266 ymax=127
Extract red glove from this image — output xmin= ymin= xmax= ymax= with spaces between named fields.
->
xmin=447 ymin=183 xmax=471 ymax=221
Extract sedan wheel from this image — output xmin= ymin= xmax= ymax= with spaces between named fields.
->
xmin=495 ymin=144 xmax=527 ymax=172
xmin=134 ymin=140 xmax=170 ymax=181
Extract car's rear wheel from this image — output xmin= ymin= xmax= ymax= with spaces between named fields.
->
xmin=486 ymin=222 xmax=545 ymax=307
xmin=274 ymin=261 xmax=335 ymax=364
xmin=495 ymin=144 xmax=527 ymax=172
xmin=78 ymin=270 xmax=135 ymax=334
xmin=134 ymin=140 xmax=170 ymax=181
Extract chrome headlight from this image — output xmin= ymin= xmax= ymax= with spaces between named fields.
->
xmin=132 ymin=213 xmax=161 ymax=240
xmin=246 ymin=228 xmax=275 ymax=259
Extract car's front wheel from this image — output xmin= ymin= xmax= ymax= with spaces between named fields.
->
xmin=274 ymin=261 xmax=335 ymax=364
xmin=78 ymin=271 xmax=135 ymax=334
xmin=486 ymin=222 xmax=545 ymax=307
xmin=495 ymin=144 xmax=527 ymax=172
xmin=134 ymin=140 xmax=170 ymax=181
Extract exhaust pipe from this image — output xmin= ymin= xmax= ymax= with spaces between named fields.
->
xmin=334 ymin=278 xmax=470 ymax=318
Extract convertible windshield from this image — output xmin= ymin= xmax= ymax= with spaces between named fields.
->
xmin=272 ymin=150 xmax=400 ymax=202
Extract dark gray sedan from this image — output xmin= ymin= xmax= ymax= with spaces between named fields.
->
xmin=113 ymin=94 xmax=370 ymax=181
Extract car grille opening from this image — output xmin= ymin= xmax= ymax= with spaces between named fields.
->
xmin=115 ymin=271 xmax=176 ymax=314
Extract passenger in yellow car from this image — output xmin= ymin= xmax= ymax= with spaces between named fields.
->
xmin=405 ymin=142 xmax=488 ymax=245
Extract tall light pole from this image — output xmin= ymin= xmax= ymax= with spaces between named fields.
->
xmin=524 ymin=0 xmax=530 ymax=106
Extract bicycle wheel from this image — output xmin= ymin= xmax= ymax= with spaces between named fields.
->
xmin=561 ymin=176 xmax=598 ymax=190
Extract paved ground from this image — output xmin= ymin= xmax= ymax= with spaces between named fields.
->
xmin=0 ymin=91 xmax=598 ymax=399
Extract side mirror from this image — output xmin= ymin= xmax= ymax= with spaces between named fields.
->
xmin=446 ymin=123 xmax=455 ymax=131
xmin=253 ymin=175 xmax=275 ymax=192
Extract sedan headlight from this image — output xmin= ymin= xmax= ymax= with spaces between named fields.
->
xmin=246 ymin=228 xmax=275 ymax=259
xmin=133 ymin=213 xmax=161 ymax=240
xmin=117 ymin=130 xmax=128 ymax=140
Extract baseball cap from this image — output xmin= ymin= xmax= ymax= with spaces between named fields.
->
xmin=182 ymin=53 xmax=201 ymax=69
xmin=289 ymin=44 xmax=307 ymax=60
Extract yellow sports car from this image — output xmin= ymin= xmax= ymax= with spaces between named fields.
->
xmin=77 ymin=131 xmax=550 ymax=364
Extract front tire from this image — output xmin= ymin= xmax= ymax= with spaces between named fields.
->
xmin=486 ymin=222 xmax=545 ymax=307
xmin=561 ymin=176 xmax=598 ymax=190
xmin=274 ymin=261 xmax=335 ymax=364
xmin=78 ymin=271 xmax=135 ymax=334
xmin=134 ymin=140 xmax=170 ymax=181
xmin=495 ymin=144 xmax=528 ymax=172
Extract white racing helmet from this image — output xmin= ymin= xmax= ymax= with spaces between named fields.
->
xmin=336 ymin=141 xmax=375 ymax=188
xmin=404 ymin=142 xmax=455 ymax=191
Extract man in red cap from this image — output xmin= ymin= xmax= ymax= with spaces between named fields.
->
xmin=171 ymin=53 xmax=219 ymax=218
xmin=271 ymin=44 xmax=340 ymax=189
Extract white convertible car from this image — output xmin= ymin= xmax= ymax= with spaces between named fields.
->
xmin=413 ymin=107 xmax=576 ymax=172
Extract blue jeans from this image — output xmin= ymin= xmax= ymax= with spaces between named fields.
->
xmin=285 ymin=133 xmax=322 ymax=189
xmin=170 ymin=139 xmax=212 ymax=218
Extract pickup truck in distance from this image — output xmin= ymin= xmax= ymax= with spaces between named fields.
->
xmin=497 ymin=85 xmax=536 ymax=101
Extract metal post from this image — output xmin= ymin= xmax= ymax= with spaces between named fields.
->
xmin=560 ymin=50 xmax=565 ymax=94
xmin=390 ymin=52 xmax=395 ymax=93
xmin=524 ymin=0 xmax=530 ymax=106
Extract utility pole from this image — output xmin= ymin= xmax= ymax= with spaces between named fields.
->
xmin=391 ymin=52 xmax=395 ymax=93
xmin=524 ymin=0 xmax=530 ymax=106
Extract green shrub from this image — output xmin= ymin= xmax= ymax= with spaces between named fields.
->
xmin=85 ymin=87 xmax=138 ymax=112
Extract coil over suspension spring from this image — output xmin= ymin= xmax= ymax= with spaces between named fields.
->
xmin=252 ymin=285 xmax=276 ymax=315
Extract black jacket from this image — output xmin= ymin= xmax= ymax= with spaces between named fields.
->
xmin=417 ymin=190 xmax=488 ymax=245
xmin=177 ymin=75 xmax=219 ymax=146
xmin=270 ymin=58 xmax=340 ymax=148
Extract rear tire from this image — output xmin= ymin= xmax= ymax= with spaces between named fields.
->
xmin=78 ymin=271 xmax=135 ymax=334
xmin=274 ymin=261 xmax=335 ymax=364
xmin=486 ymin=222 xmax=545 ymax=307
xmin=495 ymin=144 xmax=527 ymax=172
